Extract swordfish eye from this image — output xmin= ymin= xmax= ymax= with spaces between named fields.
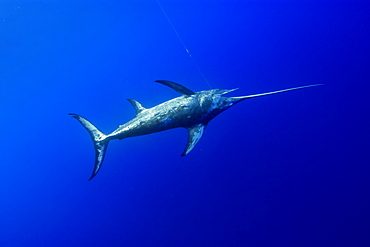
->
xmin=219 ymin=99 xmax=230 ymax=107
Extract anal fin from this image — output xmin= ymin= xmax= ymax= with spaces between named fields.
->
xmin=182 ymin=124 xmax=206 ymax=156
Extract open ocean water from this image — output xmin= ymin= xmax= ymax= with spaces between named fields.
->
xmin=1 ymin=1 xmax=369 ymax=246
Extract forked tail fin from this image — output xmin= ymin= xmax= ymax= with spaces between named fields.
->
xmin=69 ymin=113 xmax=110 ymax=180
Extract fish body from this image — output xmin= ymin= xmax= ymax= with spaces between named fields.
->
xmin=70 ymin=80 xmax=321 ymax=180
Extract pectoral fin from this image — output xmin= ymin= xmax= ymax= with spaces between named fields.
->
xmin=182 ymin=124 xmax=206 ymax=156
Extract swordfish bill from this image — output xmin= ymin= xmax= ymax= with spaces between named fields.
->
xmin=69 ymin=80 xmax=322 ymax=180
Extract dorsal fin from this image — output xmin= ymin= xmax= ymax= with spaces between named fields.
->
xmin=182 ymin=124 xmax=206 ymax=156
xmin=155 ymin=80 xmax=195 ymax=95
xmin=127 ymin=99 xmax=146 ymax=116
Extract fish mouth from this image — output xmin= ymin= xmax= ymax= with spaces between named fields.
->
xmin=220 ymin=88 xmax=239 ymax=95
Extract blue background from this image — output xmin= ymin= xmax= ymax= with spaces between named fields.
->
xmin=1 ymin=1 xmax=369 ymax=246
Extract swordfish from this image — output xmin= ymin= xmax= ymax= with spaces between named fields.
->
xmin=69 ymin=80 xmax=321 ymax=180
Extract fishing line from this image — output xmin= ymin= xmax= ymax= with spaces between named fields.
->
xmin=156 ymin=0 xmax=212 ymax=89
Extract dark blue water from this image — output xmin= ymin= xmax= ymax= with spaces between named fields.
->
xmin=1 ymin=1 xmax=369 ymax=246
